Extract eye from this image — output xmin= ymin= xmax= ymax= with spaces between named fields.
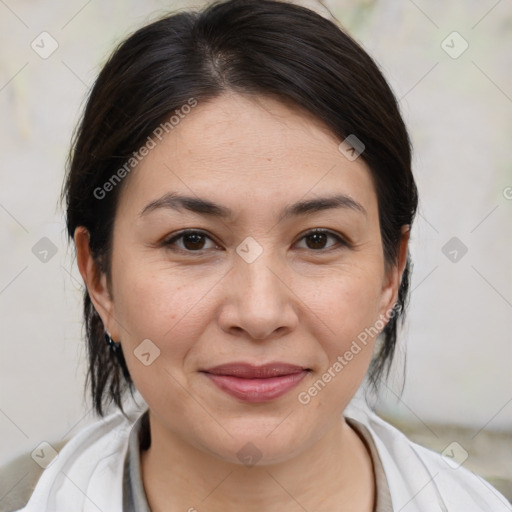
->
xmin=295 ymin=229 xmax=349 ymax=251
xmin=162 ymin=228 xmax=350 ymax=254
xmin=163 ymin=230 xmax=219 ymax=252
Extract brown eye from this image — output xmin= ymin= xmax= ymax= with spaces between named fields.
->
xmin=305 ymin=232 xmax=328 ymax=249
xmin=182 ymin=232 xmax=206 ymax=250
xmin=163 ymin=230 xmax=218 ymax=252
xmin=296 ymin=229 xmax=349 ymax=251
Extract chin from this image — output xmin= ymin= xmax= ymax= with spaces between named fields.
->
xmin=199 ymin=419 xmax=314 ymax=468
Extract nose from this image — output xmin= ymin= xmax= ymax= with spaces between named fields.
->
xmin=218 ymin=251 xmax=299 ymax=341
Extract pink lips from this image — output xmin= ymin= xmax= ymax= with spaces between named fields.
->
xmin=201 ymin=363 xmax=309 ymax=403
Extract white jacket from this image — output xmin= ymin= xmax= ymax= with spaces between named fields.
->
xmin=14 ymin=397 xmax=512 ymax=512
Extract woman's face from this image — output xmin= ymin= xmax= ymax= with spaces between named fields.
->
xmin=85 ymin=92 xmax=404 ymax=464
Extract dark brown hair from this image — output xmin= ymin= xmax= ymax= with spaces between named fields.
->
xmin=63 ymin=0 xmax=418 ymax=417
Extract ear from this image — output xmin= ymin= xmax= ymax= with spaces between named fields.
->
xmin=74 ymin=226 xmax=120 ymax=340
xmin=378 ymin=225 xmax=410 ymax=318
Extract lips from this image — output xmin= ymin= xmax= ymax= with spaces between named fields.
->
xmin=203 ymin=362 xmax=307 ymax=378
xmin=201 ymin=362 xmax=310 ymax=402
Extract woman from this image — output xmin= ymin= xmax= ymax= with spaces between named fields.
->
xmin=11 ymin=0 xmax=511 ymax=511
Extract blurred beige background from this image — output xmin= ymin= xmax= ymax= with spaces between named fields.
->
xmin=1 ymin=0 xmax=511 ymax=500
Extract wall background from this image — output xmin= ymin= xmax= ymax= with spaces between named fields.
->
xmin=1 ymin=0 xmax=511 ymax=489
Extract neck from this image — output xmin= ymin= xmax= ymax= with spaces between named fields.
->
xmin=140 ymin=411 xmax=375 ymax=512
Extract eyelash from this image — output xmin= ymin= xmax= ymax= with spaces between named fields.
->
xmin=162 ymin=228 xmax=351 ymax=254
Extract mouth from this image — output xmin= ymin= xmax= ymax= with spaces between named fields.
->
xmin=200 ymin=362 xmax=311 ymax=403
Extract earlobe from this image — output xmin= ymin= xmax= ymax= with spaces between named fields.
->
xmin=380 ymin=225 xmax=410 ymax=317
xmin=74 ymin=226 xmax=117 ymax=337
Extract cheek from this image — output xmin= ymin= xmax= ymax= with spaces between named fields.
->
xmin=307 ymin=263 xmax=384 ymax=337
xmin=111 ymin=267 xmax=220 ymax=410
xmin=111 ymin=260 xmax=219 ymax=358
xmin=302 ymin=263 xmax=384 ymax=388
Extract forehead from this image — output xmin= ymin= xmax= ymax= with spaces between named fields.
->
xmin=165 ymin=93 xmax=346 ymax=169
xmin=116 ymin=93 xmax=378 ymax=219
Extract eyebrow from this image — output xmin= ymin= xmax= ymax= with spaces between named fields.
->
xmin=139 ymin=192 xmax=367 ymax=221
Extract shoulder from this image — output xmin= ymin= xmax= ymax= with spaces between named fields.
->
xmin=406 ymin=440 xmax=511 ymax=510
xmin=344 ymin=398 xmax=512 ymax=511
xmin=1 ymin=408 xmax=143 ymax=512
xmin=0 ymin=439 xmax=68 ymax=512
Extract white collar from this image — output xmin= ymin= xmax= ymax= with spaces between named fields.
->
xmin=17 ymin=398 xmax=512 ymax=511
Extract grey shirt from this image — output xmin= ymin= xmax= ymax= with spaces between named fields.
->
xmin=123 ymin=410 xmax=393 ymax=511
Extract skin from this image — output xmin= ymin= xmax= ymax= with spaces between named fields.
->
xmin=76 ymin=92 xmax=409 ymax=512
